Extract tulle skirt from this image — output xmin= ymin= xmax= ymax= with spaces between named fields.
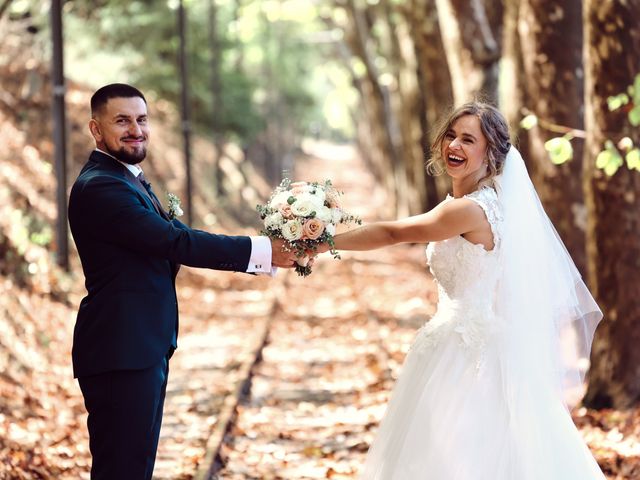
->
xmin=361 ymin=313 xmax=605 ymax=480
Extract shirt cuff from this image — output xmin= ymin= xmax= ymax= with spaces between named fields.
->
xmin=247 ymin=236 xmax=276 ymax=276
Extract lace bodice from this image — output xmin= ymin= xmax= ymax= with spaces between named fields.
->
xmin=416 ymin=187 xmax=504 ymax=359
xmin=426 ymin=186 xmax=502 ymax=306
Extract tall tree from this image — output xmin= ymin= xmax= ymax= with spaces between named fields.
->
xmin=209 ymin=0 xmax=223 ymax=196
xmin=329 ymin=0 xmax=401 ymax=215
xmin=371 ymin=0 xmax=434 ymax=216
xmin=582 ymin=0 xmax=640 ymax=409
xmin=517 ymin=0 xmax=586 ymax=273
xmin=500 ymin=0 xmax=525 ymax=132
xmin=434 ymin=0 xmax=501 ymax=105
xmin=403 ymin=0 xmax=454 ymax=206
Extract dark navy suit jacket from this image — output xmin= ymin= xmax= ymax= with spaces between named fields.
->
xmin=69 ymin=150 xmax=252 ymax=378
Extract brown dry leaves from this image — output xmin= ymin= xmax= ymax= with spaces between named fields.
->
xmin=217 ymin=246 xmax=434 ymax=480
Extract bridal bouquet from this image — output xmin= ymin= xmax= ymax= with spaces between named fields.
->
xmin=257 ymin=178 xmax=361 ymax=277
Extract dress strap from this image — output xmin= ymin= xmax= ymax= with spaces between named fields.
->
xmin=464 ymin=187 xmax=503 ymax=249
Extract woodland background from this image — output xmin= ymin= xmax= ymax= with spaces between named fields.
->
xmin=0 ymin=0 xmax=639 ymax=478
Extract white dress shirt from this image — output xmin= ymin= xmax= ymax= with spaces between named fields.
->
xmin=95 ymin=148 xmax=274 ymax=275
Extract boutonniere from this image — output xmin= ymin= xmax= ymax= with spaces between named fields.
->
xmin=167 ymin=193 xmax=184 ymax=220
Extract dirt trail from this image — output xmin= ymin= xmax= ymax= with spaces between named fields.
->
xmin=212 ymin=142 xmax=435 ymax=479
xmin=151 ymin=140 xmax=435 ymax=480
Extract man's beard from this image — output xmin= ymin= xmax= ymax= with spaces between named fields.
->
xmin=105 ymin=141 xmax=147 ymax=165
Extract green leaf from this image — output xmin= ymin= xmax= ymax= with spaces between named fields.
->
xmin=544 ymin=136 xmax=573 ymax=165
xmin=30 ymin=229 xmax=52 ymax=247
xmin=604 ymin=160 xmax=621 ymax=176
xmin=595 ymin=150 xmax=612 ymax=170
xmin=626 ymin=148 xmax=640 ymax=171
xmin=607 ymin=93 xmax=630 ymax=111
xmin=628 ymin=105 xmax=640 ymax=126
xmin=596 ymin=141 xmax=623 ymax=176
xmin=520 ymin=114 xmax=538 ymax=130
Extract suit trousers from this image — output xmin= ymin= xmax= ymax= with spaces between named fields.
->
xmin=78 ymin=356 xmax=169 ymax=480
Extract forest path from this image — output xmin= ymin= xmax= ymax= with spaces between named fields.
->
xmin=208 ymin=142 xmax=435 ymax=479
xmin=153 ymin=141 xmax=435 ymax=480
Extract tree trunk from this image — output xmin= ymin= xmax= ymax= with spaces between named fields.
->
xmin=209 ymin=0 xmax=223 ymax=196
xmin=500 ymin=0 xmax=524 ymax=132
xmin=381 ymin=1 xmax=430 ymax=216
xmin=338 ymin=0 xmax=402 ymax=215
xmin=435 ymin=0 xmax=500 ymax=105
xmin=582 ymin=0 xmax=640 ymax=409
xmin=518 ymin=0 xmax=586 ymax=274
xmin=404 ymin=0 xmax=454 ymax=204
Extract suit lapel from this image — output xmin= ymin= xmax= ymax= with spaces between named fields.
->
xmin=95 ymin=153 xmax=170 ymax=221
xmin=89 ymin=151 xmax=179 ymax=275
xmin=123 ymin=167 xmax=169 ymax=220
xmin=145 ymin=187 xmax=172 ymax=222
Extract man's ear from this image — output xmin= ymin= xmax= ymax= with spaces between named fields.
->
xmin=89 ymin=118 xmax=102 ymax=142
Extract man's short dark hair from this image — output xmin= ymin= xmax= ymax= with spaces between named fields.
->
xmin=90 ymin=83 xmax=147 ymax=116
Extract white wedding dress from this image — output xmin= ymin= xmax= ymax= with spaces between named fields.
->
xmin=361 ymin=186 xmax=605 ymax=480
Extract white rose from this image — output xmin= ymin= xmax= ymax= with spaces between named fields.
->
xmin=291 ymin=198 xmax=317 ymax=217
xmin=281 ymin=219 xmax=303 ymax=241
xmin=331 ymin=208 xmax=343 ymax=224
xmin=315 ymin=206 xmax=332 ymax=223
xmin=269 ymin=190 xmax=293 ymax=208
xmin=309 ymin=187 xmax=326 ymax=203
xmin=265 ymin=212 xmax=284 ymax=230
xmin=299 ymin=192 xmax=325 ymax=209
xmin=325 ymin=224 xmax=336 ymax=236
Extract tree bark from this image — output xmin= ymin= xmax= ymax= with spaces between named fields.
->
xmin=209 ymin=0 xmax=223 ymax=196
xmin=336 ymin=0 xmax=402 ymax=215
xmin=518 ymin=0 xmax=586 ymax=274
xmin=435 ymin=0 xmax=500 ymax=105
xmin=500 ymin=0 xmax=524 ymax=133
xmin=381 ymin=1 xmax=430 ymax=216
xmin=582 ymin=0 xmax=640 ymax=409
xmin=404 ymin=0 xmax=454 ymax=204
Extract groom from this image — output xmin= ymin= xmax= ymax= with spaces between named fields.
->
xmin=68 ymin=83 xmax=297 ymax=479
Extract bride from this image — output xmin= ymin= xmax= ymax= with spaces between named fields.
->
xmin=317 ymin=102 xmax=605 ymax=479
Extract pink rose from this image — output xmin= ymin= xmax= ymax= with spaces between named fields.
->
xmin=302 ymin=218 xmax=325 ymax=240
xmin=290 ymin=181 xmax=308 ymax=195
xmin=278 ymin=203 xmax=294 ymax=219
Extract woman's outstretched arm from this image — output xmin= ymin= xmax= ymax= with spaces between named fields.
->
xmin=321 ymin=198 xmax=488 ymax=252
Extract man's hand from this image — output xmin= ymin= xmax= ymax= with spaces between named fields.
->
xmin=270 ymin=238 xmax=298 ymax=268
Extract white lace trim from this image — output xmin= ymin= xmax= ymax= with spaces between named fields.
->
xmin=463 ymin=186 xmax=503 ymax=251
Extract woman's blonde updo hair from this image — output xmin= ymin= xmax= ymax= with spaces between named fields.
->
xmin=427 ymin=102 xmax=511 ymax=185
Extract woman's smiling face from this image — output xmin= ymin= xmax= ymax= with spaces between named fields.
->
xmin=441 ymin=114 xmax=488 ymax=182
